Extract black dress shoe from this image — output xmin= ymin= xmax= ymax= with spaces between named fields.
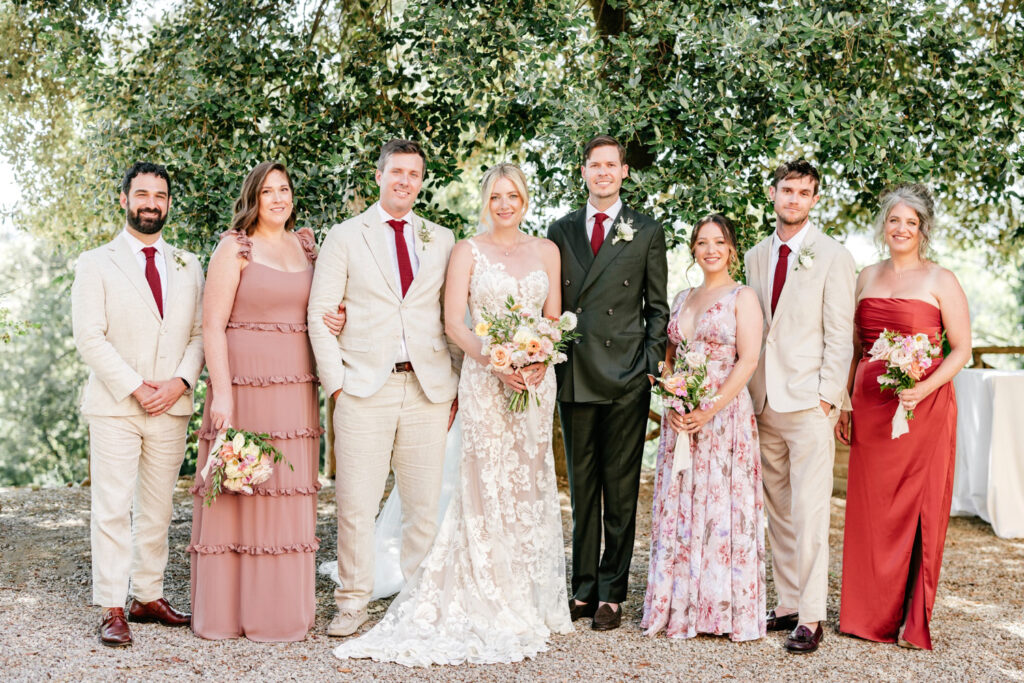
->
xmin=784 ymin=624 xmax=824 ymax=653
xmin=591 ymin=604 xmax=622 ymax=631
xmin=568 ymin=599 xmax=597 ymax=621
xmin=766 ymin=610 xmax=800 ymax=632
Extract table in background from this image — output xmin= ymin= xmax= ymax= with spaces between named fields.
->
xmin=951 ymin=369 xmax=1024 ymax=539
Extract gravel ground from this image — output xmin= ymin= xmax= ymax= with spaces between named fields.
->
xmin=2 ymin=473 xmax=1023 ymax=682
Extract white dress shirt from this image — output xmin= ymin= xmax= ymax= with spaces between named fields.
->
xmin=769 ymin=220 xmax=812 ymax=302
xmin=378 ymin=204 xmax=420 ymax=363
xmin=122 ymin=229 xmax=168 ymax=312
xmin=585 ymin=198 xmax=622 ymax=243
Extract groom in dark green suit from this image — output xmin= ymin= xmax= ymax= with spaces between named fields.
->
xmin=547 ymin=135 xmax=668 ymax=631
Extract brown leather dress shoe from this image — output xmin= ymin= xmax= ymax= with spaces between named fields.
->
xmin=569 ymin=599 xmax=597 ymax=621
xmin=591 ymin=604 xmax=622 ymax=631
xmin=784 ymin=624 xmax=824 ymax=653
xmin=128 ymin=598 xmax=191 ymax=626
xmin=99 ymin=608 xmax=132 ymax=647
xmin=766 ymin=610 xmax=800 ymax=632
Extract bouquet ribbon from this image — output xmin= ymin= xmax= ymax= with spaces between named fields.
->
xmin=890 ymin=404 xmax=910 ymax=439
xmin=670 ymin=425 xmax=692 ymax=479
xmin=525 ymin=384 xmax=539 ymax=445
xmin=199 ymin=428 xmax=229 ymax=481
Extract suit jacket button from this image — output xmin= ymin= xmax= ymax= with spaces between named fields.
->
xmin=564 ymin=279 xmax=570 ymax=286
xmin=607 ymin=308 xmax=613 ymax=315
xmin=575 ymin=307 xmax=582 ymax=314
xmin=623 ymin=279 xmax=630 ymax=286
xmin=604 ymin=340 xmax=611 ymax=347
xmin=574 ymin=338 xmax=581 ymax=344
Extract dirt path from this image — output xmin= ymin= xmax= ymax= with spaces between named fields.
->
xmin=2 ymin=474 xmax=1022 ymax=681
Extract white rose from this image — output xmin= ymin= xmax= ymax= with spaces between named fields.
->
xmin=559 ymin=312 xmax=578 ymax=330
xmin=684 ymin=351 xmax=705 ymax=368
xmin=231 ymin=432 xmax=246 ymax=454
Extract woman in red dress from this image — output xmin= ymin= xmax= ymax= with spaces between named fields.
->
xmin=835 ymin=183 xmax=971 ymax=650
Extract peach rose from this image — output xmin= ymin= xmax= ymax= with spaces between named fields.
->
xmin=490 ymin=345 xmax=512 ymax=372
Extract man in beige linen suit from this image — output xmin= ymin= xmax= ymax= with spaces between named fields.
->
xmin=308 ymin=139 xmax=461 ymax=637
xmin=745 ymin=160 xmax=855 ymax=654
xmin=72 ymin=163 xmax=204 ymax=647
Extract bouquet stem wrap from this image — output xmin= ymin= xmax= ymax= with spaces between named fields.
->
xmin=670 ymin=427 xmax=692 ymax=479
xmin=891 ymin=404 xmax=910 ymax=439
xmin=525 ymin=384 xmax=539 ymax=445
xmin=199 ymin=428 xmax=229 ymax=482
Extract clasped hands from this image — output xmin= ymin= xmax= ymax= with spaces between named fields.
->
xmin=132 ymin=378 xmax=188 ymax=417
xmin=493 ymin=362 xmax=547 ymax=393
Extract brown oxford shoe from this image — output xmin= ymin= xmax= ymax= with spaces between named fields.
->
xmin=569 ymin=599 xmax=597 ymax=621
xmin=591 ymin=603 xmax=622 ymax=631
xmin=128 ymin=597 xmax=191 ymax=627
xmin=784 ymin=623 xmax=824 ymax=653
xmin=766 ymin=609 xmax=800 ymax=632
xmin=99 ymin=608 xmax=132 ymax=647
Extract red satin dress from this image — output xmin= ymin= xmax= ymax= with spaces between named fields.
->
xmin=839 ymin=298 xmax=957 ymax=650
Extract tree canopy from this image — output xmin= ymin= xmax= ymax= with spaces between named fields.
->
xmin=2 ymin=0 xmax=1022 ymax=258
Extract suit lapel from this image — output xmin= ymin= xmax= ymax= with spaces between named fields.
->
xmin=161 ymin=246 xmax=180 ymax=323
xmin=403 ymin=213 xmax=432 ymax=299
xmin=361 ymin=205 xmax=402 ymax=301
xmin=757 ymin=239 xmax=773 ymax=322
xmin=109 ymin=236 xmax=162 ymax=321
xmin=563 ymin=208 xmax=594 ymax=272
xmin=768 ymin=226 xmax=819 ymax=331
xmin=578 ymin=206 xmax=631 ymax=297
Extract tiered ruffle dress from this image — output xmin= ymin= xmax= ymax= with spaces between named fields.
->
xmin=189 ymin=228 xmax=323 ymax=641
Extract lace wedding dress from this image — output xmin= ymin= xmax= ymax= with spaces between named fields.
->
xmin=333 ymin=240 xmax=572 ymax=666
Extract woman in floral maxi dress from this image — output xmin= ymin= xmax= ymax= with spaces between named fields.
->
xmin=641 ymin=214 xmax=766 ymax=642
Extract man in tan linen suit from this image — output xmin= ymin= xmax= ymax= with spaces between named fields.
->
xmin=745 ymin=160 xmax=855 ymax=654
xmin=72 ymin=163 xmax=204 ymax=647
xmin=308 ymin=140 xmax=461 ymax=637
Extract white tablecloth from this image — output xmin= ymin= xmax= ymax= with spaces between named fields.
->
xmin=951 ymin=369 xmax=1024 ymax=539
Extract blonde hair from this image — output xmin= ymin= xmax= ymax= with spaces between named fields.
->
xmin=874 ymin=183 xmax=935 ymax=259
xmin=478 ymin=163 xmax=530 ymax=231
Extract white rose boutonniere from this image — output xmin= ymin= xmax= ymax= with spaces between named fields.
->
xmin=417 ymin=223 xmax=433 ymax=246
xmin=795 ymin=246 xmax=814 ymax=271
xmin=172 ymin=249 xmax=188 ymax=270
xmin=612 ymin=218 xmax=635 ymax=245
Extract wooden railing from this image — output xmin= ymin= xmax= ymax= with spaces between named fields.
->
xmin=970 ymin=346 xmax=1024 ymax=369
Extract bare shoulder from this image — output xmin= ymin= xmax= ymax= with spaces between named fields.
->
xmin=928 ymin=262 xmax=963 ymax=294
xmin=451 ymin=238 xmax=475 ymax=258
xmin=531 ymin=236 xmax=560 ymax=259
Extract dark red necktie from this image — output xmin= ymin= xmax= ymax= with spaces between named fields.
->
xmin=387 ymin=219 xmax=414 ymax=297
xmin=770 ymin=243 xmax=791 ymax=316
xmin=591 ymin=212 xmax=608 ymax=255
xmin=142 ymin=246 xmax=163 ymax=317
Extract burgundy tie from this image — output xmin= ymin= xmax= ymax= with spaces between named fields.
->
xmin=387 ymin=219 xmax=414 ymax=297
xmin=142 ymin=246 xmax=163 ymax=317
xmin=770 ymin=243 xmax=791 ymax=316
xmin=591 ymin=212 xmax=608 ymax=255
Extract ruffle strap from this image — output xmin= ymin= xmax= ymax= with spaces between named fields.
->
xmin=197 ymin=425 xmax=325 ymax=440
xmin=187 ymin=539 xmax=321 ymax=556
xmin=295 ymin=227 xmax=318 ymax=264
xmin=232 ymin=372 xmax=319 ymax=387
xmin=226 ymin=321 xmax=308 ymax=332
xmin=219 ymin=229 xmax=253 ymax=261
xmin=189 ymin=481 xmax=323 ymax=497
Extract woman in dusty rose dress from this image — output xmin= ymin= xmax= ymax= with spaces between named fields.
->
xmin=189 ymin=161 xmax=338 ymax=641
xmin=836 ymin=184 xmax=970 ymax=650
xmin=641 ymin=214 xmax=766 ymax=642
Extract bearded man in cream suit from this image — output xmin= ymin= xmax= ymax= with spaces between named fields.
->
xmin=744 ymin=159 xmax=855 ymax=654
xmin=72 ymin=163 xmax=204 ymax=647
xmin=308 ymin=139 xmax=461 ymax=637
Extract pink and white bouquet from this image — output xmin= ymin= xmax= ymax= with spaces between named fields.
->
xmin=476 ymin=295 xmax=579 ymax=411
xmin=868 ymin=329 xmax=942 ymax=438
xmin=200 ymin=428 xmax=292 ymax=507
xmin=654 ymin=339 xmax=717 ymax=476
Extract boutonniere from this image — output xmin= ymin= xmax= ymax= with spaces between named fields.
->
xmin=612 ymin=218 xmax=635 ymax=245
xmin=172 ymin=249 xmax=188 ymax=270
xmin=417 ymin=222 xmax=433 ymax=246
xmin=795 ymin=246 xmax=814 ymax=271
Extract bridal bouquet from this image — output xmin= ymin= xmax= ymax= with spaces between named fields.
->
xmin=654 ymin=340 xmax=716 ymax=476
xmin=476 ymin=295 xmax=579 ymax=411
xmin=200 ymin=429 xmax=292 ymax=507
xmin=868 ymin=329 xmax=942 ymax=439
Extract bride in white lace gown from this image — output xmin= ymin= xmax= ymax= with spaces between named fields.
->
xmin=333 ymin=163 xmax=572 ymax=666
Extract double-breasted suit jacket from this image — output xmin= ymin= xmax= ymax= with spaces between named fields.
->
xmin=548 ymin=205 xmax=669 ymax=404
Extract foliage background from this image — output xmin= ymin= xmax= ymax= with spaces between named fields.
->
xmin=1 ymin=0 xmax=1022 ymax=485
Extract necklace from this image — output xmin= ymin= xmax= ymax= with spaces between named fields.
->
xmin=495 ymin=231 xmax=526 ymax=256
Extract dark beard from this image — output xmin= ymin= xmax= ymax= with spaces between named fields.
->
xmin=127 ymin=207 xmax=166 ymax=234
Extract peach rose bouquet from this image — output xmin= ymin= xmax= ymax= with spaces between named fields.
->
xmin=869 ymin=329 xmax=943 ymax=438
xmin=476 ymin=295 xmax=579 ymax=411
xmin=200 ymin=428 xmax=292 ymax=506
